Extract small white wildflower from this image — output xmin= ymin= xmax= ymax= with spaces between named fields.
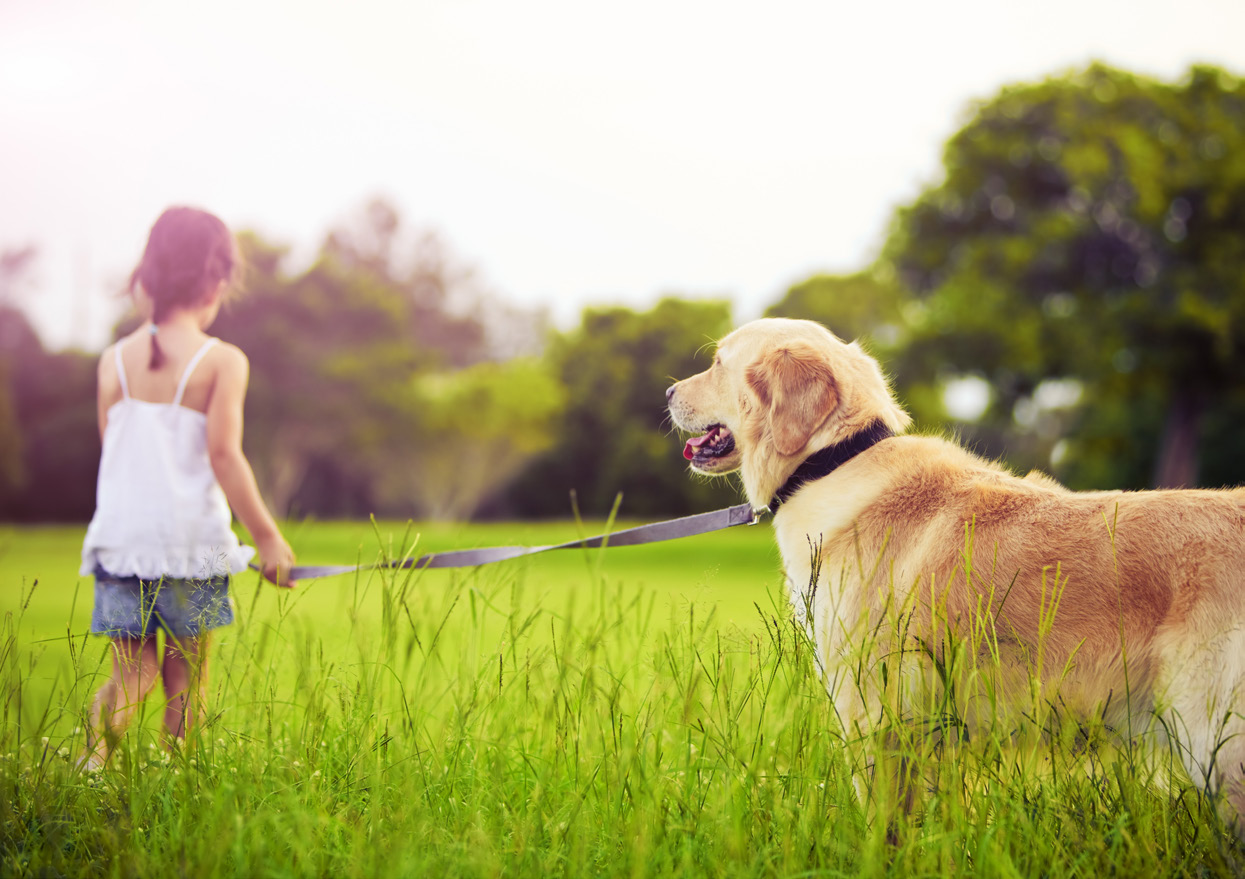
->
xmin=41 ymin=737 xmax=49 ymax=746
xmin=312 ymin=770 xmax=321 ymax=779
xmin=292 ymin=760 xmax=301 ymax=768
xmin=73 ymin=727 xmax=82 ymax=734
xmin=216 ymin=738 xmax=226 ymax=746
xmin=58 ymin=748 xmax=70 ymax=758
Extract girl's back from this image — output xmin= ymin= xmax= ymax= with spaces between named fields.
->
xmin=100 ymin=322 xmax=230 ymax=415
xmin=83 ymin=327 xmax=253 ymax=581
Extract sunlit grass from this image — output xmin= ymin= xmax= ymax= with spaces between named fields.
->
xmin=1 ymin=522 xmax=1241 ymax=877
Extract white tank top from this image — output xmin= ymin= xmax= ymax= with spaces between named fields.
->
xmin=80 ymin=337 xmax=255 ymax=579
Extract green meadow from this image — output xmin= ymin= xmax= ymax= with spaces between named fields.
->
xmin=2 ymin=521 xmax=1242 ymax=877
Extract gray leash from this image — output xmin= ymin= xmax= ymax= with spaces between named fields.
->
xmin=254 ymin=502 xmax=763 ymax=580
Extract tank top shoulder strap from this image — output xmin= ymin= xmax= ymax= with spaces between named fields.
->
xmin=113 ymin=342 xmax=131 ymax=400
xmin=173 ymin=338 xmax=220 ymax=408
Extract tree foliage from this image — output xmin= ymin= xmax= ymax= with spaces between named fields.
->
xmin=323 ymin=198 xmax=547 ymax=365
xmin=0 ymin=248 xmax=40 ymax=494
xmin=885 ymin=63 xmax=1245 ymax=488
xmin=404 ymin=359 xmax=566 ymax=520
xmin=500 ymin=298 xmax=740 ymax=518
xmin=210 ymin=235 xmax=423 ymax=517
xmin=765 ymin=270 xmax=907 ymax=348
xmin=0 ymin=303 xmax=98 ymax=521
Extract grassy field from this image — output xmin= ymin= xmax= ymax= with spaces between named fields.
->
xmin=2 ymin=519 xmax=1243 ymax=877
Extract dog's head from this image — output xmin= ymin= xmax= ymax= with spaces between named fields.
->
xmin=666 ymin=318 xmax=910 ymax=507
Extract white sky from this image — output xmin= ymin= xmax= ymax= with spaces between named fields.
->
xmin=3 ymin=0 xmax=1244 ymax=352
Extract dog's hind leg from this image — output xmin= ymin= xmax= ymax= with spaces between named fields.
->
xmin=1157 ymin=625 xmax=1245 ymax=838
xmin=1220 ymin=736 xmax=1245 ymax=841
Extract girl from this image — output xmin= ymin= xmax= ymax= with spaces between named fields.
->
xmin=80 ymin=206 xmax=297 ymax=766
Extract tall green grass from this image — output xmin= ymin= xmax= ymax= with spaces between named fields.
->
xmin=1 ymin=522 xmax=1241 ymax=877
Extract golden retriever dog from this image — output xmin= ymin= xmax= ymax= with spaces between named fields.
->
xmin=666 ymin=316 xmax=1245 ymax=833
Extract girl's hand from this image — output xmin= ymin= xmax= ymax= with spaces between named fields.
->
xmin=256 ymin=534 xmax=298 ymax=588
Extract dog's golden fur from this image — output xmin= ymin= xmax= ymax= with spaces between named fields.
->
xmin=668 ymin=317 xmax=1245 ymax=829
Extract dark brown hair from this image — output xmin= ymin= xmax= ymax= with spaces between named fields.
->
xmin=128 ymin=207 xmax=240 ymax=369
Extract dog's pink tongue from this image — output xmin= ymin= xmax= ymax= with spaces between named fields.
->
xmin=683 ymin=428 xmax=717 ymax=460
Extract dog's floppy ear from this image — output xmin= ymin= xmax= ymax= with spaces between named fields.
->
xmin=746 ymin=343 xmax=838 ymax=457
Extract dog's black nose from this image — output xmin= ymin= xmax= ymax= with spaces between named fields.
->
xmin=665 ymin=384 xmax=676 ymax=403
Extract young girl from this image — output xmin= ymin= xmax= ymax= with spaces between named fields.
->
xmin=80 ymin=206 xmax=297 ymax=766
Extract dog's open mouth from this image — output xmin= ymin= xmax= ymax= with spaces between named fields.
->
xmin=683 ymin=425 xmax=736 ymax=462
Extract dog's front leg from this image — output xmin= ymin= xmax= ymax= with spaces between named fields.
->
xmin=828 ymin=630 xmax=941 ymax=845
xmin=828 ymin=669 xmax=924 ymax=844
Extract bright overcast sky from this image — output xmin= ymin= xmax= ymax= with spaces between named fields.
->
xmin=3 ymin=0 xmax=1244 ymax=351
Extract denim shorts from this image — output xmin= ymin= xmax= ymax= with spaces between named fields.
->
xmin=91 ymin=567 xmax=235 ymax=638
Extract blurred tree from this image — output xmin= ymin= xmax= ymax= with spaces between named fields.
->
xmin=0 ymin=246 xmax=37 ymax=306
xmin=501 ymin=298 xmax=740 ymax=518
xmin=400 ymin=358 xmax=566 ymax=520
xmin=0 ymin=264 xmax=99 ymax=520
xmin=210 ymin=232 xmax=423 ymax=516
xmin=323 ymin=197 xmax=547 ymax=366
xmin=0 ymin=315 xmax=26 ymax=497
xmin=885 ymin=63 xmax=1245 ymax=488
xmin=0 ymin=247 xmax=39 ymax=496
xmin=765 ymin=269 xmax=907 ymax=348
xmin=0 ymin=248 xmax=98 ymax=521
xmin=5 ymin=346 xmax=99 ymax=520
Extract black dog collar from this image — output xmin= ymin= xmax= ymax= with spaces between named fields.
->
xmin=769 ymin=420 xmax=895 ymax=511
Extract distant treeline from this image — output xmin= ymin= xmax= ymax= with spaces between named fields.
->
xmin=3 ymin=63 xmax=1245 ymax=522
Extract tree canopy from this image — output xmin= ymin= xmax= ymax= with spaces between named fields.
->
xmin=883 ymin=63 xmax=1245 ymax=488
xmin=207 ymin=201 xmax=556 ymax=518
xmin=499 ymin=298 xmax=740 ymax=518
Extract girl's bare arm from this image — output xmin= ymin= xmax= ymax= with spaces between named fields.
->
xmin=204 ymin=345 xmax=297 ymax=587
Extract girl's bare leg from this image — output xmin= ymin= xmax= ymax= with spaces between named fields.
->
xmin=161 ymin=633 xmax=209 ymax=747
xmin=84 ymin=635 xmax=160 ymax=765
